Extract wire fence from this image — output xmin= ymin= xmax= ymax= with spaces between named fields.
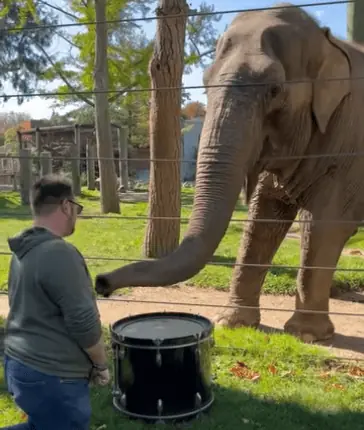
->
xmin=0 ymin=0 xmax=363 ymax=363
xmin=3 ymin=1 xmax=355 ymax=33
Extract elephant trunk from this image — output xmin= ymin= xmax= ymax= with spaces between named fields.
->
xmin=96 ymin=94 xmax=263 ymax=295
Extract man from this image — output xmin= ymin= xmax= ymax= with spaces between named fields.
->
xmin=3 ymin=174 xmax=109 ymax=430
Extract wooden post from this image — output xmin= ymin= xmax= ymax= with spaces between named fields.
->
xmin=12 ymin=173 xmax=17 ymax=192
xmin=86 ymin=141 xmax=96 ymax=190
xmin=19 ymin=148 xmax=32 ymax=205
xmin=93 ymin=0 xmax=120 ymax=214
xmin=40 ymin=151 xmax=52 ymax=176
xmin=35 ymin=128 xmax=41 ymax=174
xmin=17 ymin=131 xmax=22 ymax=152
xmin=347 ymin=1 xmax=364 ymax=42
xmin=11 ymin=159 xmax=17 ymax=191
xmin=143 ymin=0 xmax=188 ymax=257
xmin=72 ymin=125 xmax=81 ymax=196
xmin=117 ymin=127 xmax=128 ymax=192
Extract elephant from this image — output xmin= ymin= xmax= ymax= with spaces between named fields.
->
xmin=95 ymin=3 xmax=364 ymax=343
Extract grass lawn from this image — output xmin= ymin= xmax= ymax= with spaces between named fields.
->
xmin=1 ymin=315 xmax=363 ymax=429
xmin=1 ymin=187 xmax=364 ymax=294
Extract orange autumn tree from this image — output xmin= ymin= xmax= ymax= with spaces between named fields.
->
xmin=181 ymin=101 xmax=206 ymax=119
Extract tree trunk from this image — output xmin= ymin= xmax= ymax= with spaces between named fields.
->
xmin=94 ymin=0 xmax=120 ymax=214
xmin=347 ymin=1 xmax=364 ymax=42
xmin=144 ymin=0 xmax=189 ymax=258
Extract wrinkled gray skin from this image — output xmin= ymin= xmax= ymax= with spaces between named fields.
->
xmin=96 ymin=3 xmax=364 ymax=342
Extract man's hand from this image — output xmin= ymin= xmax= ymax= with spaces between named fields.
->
xmin=90 ymin=366 xmax=110 ymax=386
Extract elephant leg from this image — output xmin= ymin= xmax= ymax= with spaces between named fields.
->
xmin=284 ymin=210 xmax=356 ymax=342
xmin=215 ymin=185 xmax=298 ymax=328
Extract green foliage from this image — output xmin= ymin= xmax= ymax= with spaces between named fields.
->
xmin=3 ymin=128 xmax=17 ymax=155
xmin=184 ymin=2 xmax=222 ymax=72
xmin=0 ymin=1 xmax=58 ymax=102
xmin=40 ymin=1 xmax=221 ymax=134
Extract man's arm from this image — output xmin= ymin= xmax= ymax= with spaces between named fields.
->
xmin=39 ymin=240 xmax=108 ymax=367
xmin=84 ymin=337 xmax=108 ymax=368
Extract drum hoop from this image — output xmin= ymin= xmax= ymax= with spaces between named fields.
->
xmin=112 ymin=394 xmax=215 ymax=421
xmin=112 ymin=334 xmax=213 ymax=350
xmin=110 ymin=311 xmax=214 ymax=347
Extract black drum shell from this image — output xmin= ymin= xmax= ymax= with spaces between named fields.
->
xmin=110 ymin=312 xmax=215 ymax=421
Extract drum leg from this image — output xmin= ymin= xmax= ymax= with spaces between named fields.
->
xmin=121 ymin=394 xmax=127 ymax=409
xmin=111 ymin=343 xmax=121 ymax=398
xmin=156 ymin=399 xmax=165 ymax=425
xmin=156 ymin=350 xmax=162 ymax=367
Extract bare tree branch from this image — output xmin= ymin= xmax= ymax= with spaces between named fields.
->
xmin=199 ymin=48 xmax=215 ymax=59
xmin=106 ymin=55 xmax=147 ymax=104
xmin=37 ymin=0 xmax=78 ymax=21
xmin=54 ymin=29 xmax=82 ymax=50
xmin=107 ymin=84 xmax=136 ymax=104
xmin=187 ymin=19 xmax=215 ymax=63
xmin=35 ymin=42 xmax=94 ymax=107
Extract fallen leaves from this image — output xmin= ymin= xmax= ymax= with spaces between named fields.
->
xmin=324 ymin=383 xmax=346 ymax=392
xmin=348 ymin=366 xmax=364 ymax=378
xmin=230 ymin=361 xmax=260 ymax=382
xmin=229 ymin=359 xmax=364 ymax=388
xmin=320 ymin=362 xmax=364 ymax=380
xmin=230 ymin=361 xmax=297 ymax=382
xmin=268 ymin=364 xmax=277 ymax=375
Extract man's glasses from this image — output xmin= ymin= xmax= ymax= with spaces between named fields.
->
xmin=68 ymin=199 xmax=84 ymax=215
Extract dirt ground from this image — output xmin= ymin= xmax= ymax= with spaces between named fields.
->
xmin=0 ymin=285 xmax=363 ymax=361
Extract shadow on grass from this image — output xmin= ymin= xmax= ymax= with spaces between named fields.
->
xmin=259 ymin=323 xmax=364 ymax=357
xmin=2 ymin=371 xmax=362 ymax=429
xmin=90 ymin=383 xmax=364 ymax=430
xmin=0 ymin=195 xmax=31 ymax=221
xmin=80 ymin=192 xmax=101 ymax=201
xmin=330 ymin=281 xmax=364 ymax=300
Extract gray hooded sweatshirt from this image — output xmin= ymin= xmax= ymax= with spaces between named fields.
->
xmin=4 ymin=226 xmax=102 ymax=379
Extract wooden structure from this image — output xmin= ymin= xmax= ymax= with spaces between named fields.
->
xmin=16 ymin=123 xmax=129 ymax=205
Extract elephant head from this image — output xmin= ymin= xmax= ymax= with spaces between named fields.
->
xmin=95 ymin=3 xmax=351 ymax=297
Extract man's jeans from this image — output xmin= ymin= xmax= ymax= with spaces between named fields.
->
xmin=2 ymin=355 xmax=91 ymax=430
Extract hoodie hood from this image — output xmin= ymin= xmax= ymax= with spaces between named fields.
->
xmin=8 ymin=226 xmax=61 ymax=259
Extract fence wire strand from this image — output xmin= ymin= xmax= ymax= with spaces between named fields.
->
xmin=1 ymin=75 xmax=364 ymax=100
xmin=0 ymin=289 xmax=363 ymax=318
xmin=2 ymin=151 xmax=364 ymax=162
xmin=2 ymin=1 xmax=355 ymax=33
xmin=0 ymin=213 xmax=363 ymax=226
xmin=0 ymin=251 xmax=362 ymax=274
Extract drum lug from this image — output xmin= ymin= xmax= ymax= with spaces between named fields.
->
xmin=118 ymin=347 xmax=126 ymax=359
xmin=195 ymin=392 xmax=202 ymax=409
xmin=195 ymin=346 xmax=200 ymax=361
xmin=121 ymin=393 xmax=127 ymax=409
xmin=157 ymin=399 xmax=163 ymax=416
xmin=156 ymin=350 xmax=162 ymax=367
xmin=112 ymin=388 xmax=121 ymax=398
xmin=153 ymin=338 xmax=164 ymax=347
xmin=210 ymin=336 xmax=215 ymax=348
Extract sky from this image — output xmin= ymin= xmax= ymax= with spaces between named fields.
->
xmin=0 ymin=0 xmax=349 ymax=119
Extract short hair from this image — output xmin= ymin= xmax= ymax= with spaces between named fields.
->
xmin=30 ymin=174 xmax=74 ymax=216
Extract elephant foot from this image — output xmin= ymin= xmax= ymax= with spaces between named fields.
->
xmin=284 ymin=311 xmax=335 ymax=343
xmin=214 ymin=303 xmax=261 ymax=328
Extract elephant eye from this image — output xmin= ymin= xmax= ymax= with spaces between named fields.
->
xmin=270 ymin=84 xmax=282 ymax=99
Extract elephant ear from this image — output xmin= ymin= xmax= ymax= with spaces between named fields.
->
xmin=312 ymin=28 xmax=351 ymax=134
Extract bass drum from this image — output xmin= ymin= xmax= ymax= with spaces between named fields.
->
xmin=110 ymin=312 xmax=215 ymax=422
